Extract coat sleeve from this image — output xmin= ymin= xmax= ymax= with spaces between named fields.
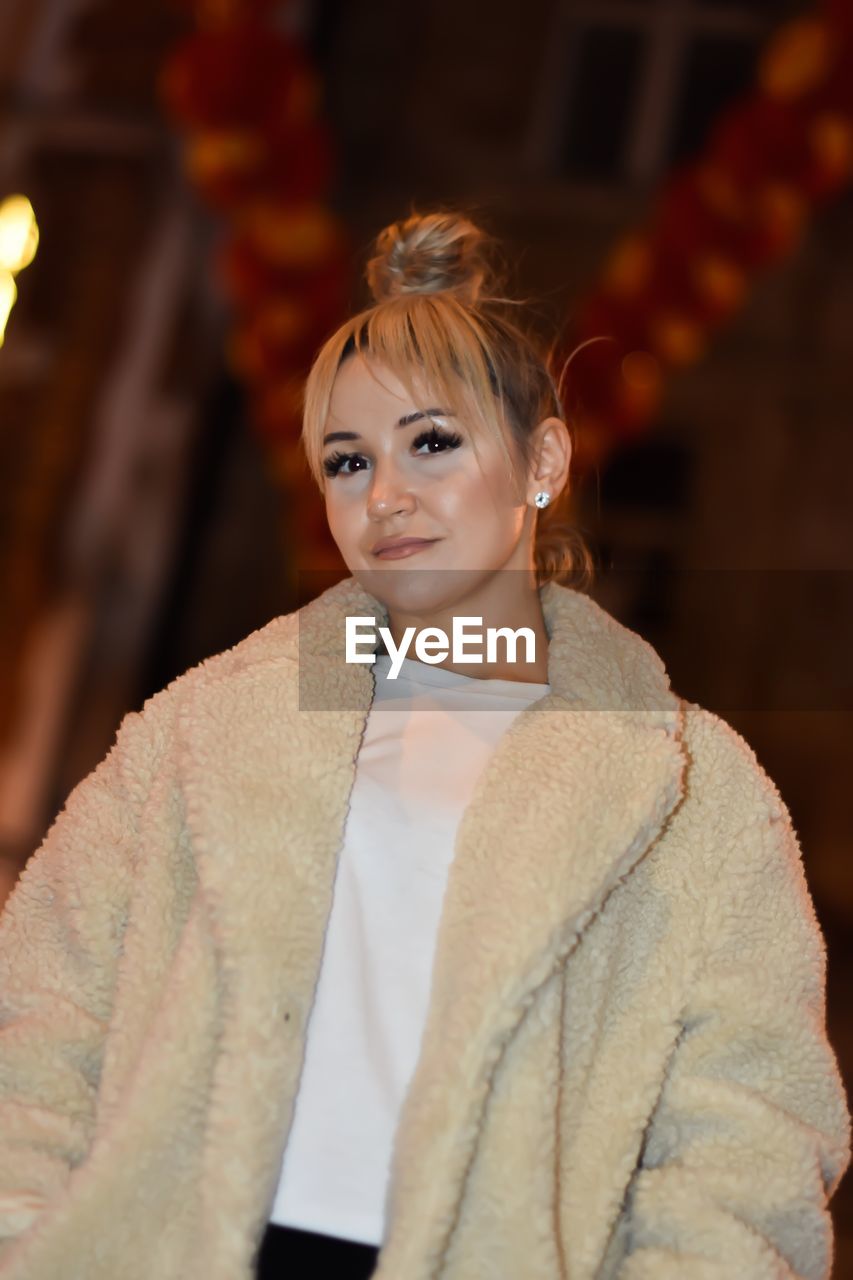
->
xmin=0 ymin=697 xmax=170 ymax=1254
xmin=614 ymin=705 xmax=852 ymax=1280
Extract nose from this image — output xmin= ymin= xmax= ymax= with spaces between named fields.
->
xmin=366 ymin=458 xmax=416 ymax=521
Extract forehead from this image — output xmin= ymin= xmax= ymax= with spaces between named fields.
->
xmin=327 ymin=354 xmax=439 ymax=421
xmin=322 ymin=352 xmax=508 ymax=460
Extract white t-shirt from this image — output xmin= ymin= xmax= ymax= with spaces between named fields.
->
xmin=269 ymin=652 xmax=551 ymax=1245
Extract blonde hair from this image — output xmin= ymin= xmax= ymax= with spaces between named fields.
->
xmin=301 ymin=206 xmax=595 ymax=591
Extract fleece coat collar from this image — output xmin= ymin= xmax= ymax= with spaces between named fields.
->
xmin=176 ymin=574 xmax=687 ymax=1271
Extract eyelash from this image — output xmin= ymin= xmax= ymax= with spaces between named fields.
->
xmin=322 ymin=425 xmax=463 ymax=478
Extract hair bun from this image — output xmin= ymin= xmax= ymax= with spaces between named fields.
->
xmin=365 ymin=210 xmax=492 ymax=307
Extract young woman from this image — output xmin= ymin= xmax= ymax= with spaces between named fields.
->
xmin=0 ymin=211 xmax=849 ymax=1280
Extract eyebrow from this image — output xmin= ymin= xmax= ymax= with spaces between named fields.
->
xmin=322 ymin=409 xmax=456 ymax=446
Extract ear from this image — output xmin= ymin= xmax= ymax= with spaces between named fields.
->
xmin=527 ymin=417 xmax=572 ymax=505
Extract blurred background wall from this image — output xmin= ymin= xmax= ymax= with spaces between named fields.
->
xmin=0 ymin=0 xmax=851 ymax=1267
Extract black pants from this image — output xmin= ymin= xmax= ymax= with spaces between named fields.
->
xmin=255 ymin=1221 xmax=380 ymax=1279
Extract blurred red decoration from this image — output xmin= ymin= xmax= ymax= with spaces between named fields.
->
xmin=159 ymin=0 xmax=353 ymax=574
xmin=185 ymin=119 xmax=335 ymax=209
xmin=759 ymin=17 xmax=831 ymax=99
xmin=160 ymin=21 xmax=306 ymax=130
xmin=559 ymin=0 xmax=853 ymax=482
xmin=806 ymin=112 xmax=853 ymax=196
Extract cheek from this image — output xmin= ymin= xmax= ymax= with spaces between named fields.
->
xmin=323 ymin=491 xmax=356 ymax=543
xmin=435 ymin=461 xmax=518 ymax=523
xmin=325 ymin=482 xmax=360 ymax=513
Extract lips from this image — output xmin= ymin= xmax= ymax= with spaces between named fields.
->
xmin=372 ymin=538 xmax=440 ymax=560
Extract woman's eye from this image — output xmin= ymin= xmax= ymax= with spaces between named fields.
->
xmin=322 ymin=426 xmax=463 ymax=479
xmin=323 ymin=450 xmax=368 ymax=478
xmin=412 ymin=426 xmax=464 ymax=455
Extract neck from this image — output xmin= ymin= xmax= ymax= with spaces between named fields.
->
xmin=378 ymin=575 xmax=550 ymax=683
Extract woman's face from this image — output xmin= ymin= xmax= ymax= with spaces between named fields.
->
xmin=321 ymin=354 xmax=543 ymax=615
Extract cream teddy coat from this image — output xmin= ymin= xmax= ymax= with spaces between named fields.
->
xmin=0 ymin=574 xmax=849 ymax=1280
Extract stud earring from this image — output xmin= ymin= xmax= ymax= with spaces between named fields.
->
xmin=534 ymin=491 xmax=551 ymax=509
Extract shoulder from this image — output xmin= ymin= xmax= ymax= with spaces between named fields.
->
xmin=116 ymin=608 xmax=302 ymax=766
xmin=679 ymin=699 xmax=791 ymax=827
xmin=673 ymin=700 xmax=812 ymax=928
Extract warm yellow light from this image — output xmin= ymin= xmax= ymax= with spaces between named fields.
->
xmin=0 ymin=270 xmax=18 ymax=347
xmin=0 ymin=194 xmax=39 ymax=273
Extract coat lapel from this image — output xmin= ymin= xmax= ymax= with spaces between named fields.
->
xmin=175 ymin=574 xmax=687 ymax=1269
